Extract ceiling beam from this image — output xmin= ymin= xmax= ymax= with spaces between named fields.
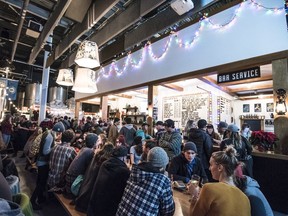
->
xmin=199 ymin=77 xmax=235 ymax=96
xmin=238 ymin=94 xmax=273 ymax=100
xmin=114 ymin=94 xmax=132 ymax=99
xmin=60 ymin=0 xmax=166 ymax=68
xmin=161 ymin=83 xmax=183 ymax=92
xmin=47 ymin=0 xmax=119 ymax=68
xmin=229 ymin=84 xmax=273 ymax=93
xmin=28 ymin=0 xmax=72 ymax=64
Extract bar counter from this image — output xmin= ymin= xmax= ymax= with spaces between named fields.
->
xmin=252 ymin=151 xmax=288 ymax=214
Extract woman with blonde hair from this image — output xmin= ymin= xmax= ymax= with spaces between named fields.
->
xmin=188 ymin=146 xmax=251 ymax=216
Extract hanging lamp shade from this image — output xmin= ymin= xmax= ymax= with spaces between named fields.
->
xmin=72 ymin=68 xmax=98 ymax=93
xmin=75 ymin=40 xmax=100 ymax=68
xmin=56 ymin=69 xmax=74 ymax=86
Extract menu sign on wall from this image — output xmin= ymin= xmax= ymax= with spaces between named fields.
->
xmin=217 ymin=66 xmax=261 ymax=84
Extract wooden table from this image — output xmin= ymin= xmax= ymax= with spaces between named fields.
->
xmin=173 ymin=189 xmax=190 ymax=216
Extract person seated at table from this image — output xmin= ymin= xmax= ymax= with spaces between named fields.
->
xmin=87 ymin=146 xmax=130 ymax=216
xmin=116 ymin=147 xmax=175 ymax=216
xmin=206 ymin=124 xmax=221 ymax=146
xmin=64 ymin=133 xmax=98 ymax=198
xmin=0 ymin=172 xmax=12 ymax=201
xmin=140 ymin=140 xmax=157 ymax=162
xmin=234 ymin=164 xmax=273 ymax=216
xmin=129 ymin=136 xmax=143 ymax=165
xmin=168 ymin=142 xmax=207 ymax=184
xmin=188 ymin=146 xmax=251 ymax=216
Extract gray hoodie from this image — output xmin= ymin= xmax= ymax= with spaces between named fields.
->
xmin=244 ymin=176 xmax=273 ymax=216
xmin=0 ymin=198 xmax=24 ymax=216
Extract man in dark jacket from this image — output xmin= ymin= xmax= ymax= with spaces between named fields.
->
xmin=119 ymin=117 xmax=136 ymax=147
xmin=188 ymin=119 xmax=213 ymax=182
xmin=168 ymin=142 xmax=207 ymax=184
xmin=87 ymin=146 xmax=130 ymax=216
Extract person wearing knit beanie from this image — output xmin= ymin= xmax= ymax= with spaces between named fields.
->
xmin=147 ymin=147 xmax=169 ymax=169
xmin=168 ymin=141 xmax=207 ymax=184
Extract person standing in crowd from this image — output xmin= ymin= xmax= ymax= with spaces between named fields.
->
xmin=188 ymin=119 xmax=213 ymax=182
xmin=30 ymin=122 xmax=65 ymax=210
xmin=136 ymin=123 xmax=152 ymax=141
xmin=220 ymin=124 xmax=253 ymax=177
xmin=168 ymin=142 xmax=207 ymax=184
xmin=61 ymin=116 xmax=71 ymax=130
xmin=183 ymin=119 xmax=196 ymax=139
xmin=64 ymin=133 xmax=97 ymax=198
xmin=39 ymin=114 xmax=54 ymax=131
xmin=188 ymin=147 xmax=251 ymax=216
xmin=234 ymin=164 xmax=273 ymax=216
xmin=117 ymin=147 xmax=175 ymax=216
xmin=159 ymin=119 xmax=182 ymax=160
xmin=1 ymin=114 xmax=13 ymax=147
xmin=215 ymin=121 xmax=228 ymax=144
xmin=48 ymin=129 xmax=77 ymax=190
xmin=108 ymin=117 xmax=120 ymax=145
xmin=13 ymin=115 xmax=30 ymax=157
xmin=206 ymin=124 xmax=221 ymax=145
xmin=119 ymin=117 xmax=136 ymax=147
xmin=241 ymin=123 xmax=252 ymax=140
xmin=82 ymin=116 xmax=93 ymax=133
xmin=154 ymin=121 xmax=165 ymax=144
xmin=87 ymin=146 xmax=130 ymax=216
xmin=129 ymin=136 xmax=143 ymax=165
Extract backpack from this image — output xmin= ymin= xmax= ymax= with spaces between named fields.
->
xmin=29 ymin=131 xmax=49 ymax=158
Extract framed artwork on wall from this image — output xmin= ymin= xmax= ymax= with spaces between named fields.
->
xmin=254 ymin=103 xmax=261 ymax=112
xmin=266 ymin=103 xmax=274 ymax=112
xmin=243 ymin=104 xmax=250 ymax=112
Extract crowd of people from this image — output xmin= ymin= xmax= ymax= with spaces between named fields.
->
xmin=0 ymin=113 xmax=273 ymax=216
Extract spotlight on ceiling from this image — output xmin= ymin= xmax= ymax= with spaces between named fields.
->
xmin=171 ymin=0 xmax=194 ymax=16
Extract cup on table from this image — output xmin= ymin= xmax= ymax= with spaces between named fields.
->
xmin=190 ymin=174 xmax=200 ymax=187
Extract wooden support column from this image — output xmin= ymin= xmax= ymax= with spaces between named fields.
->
xmin=272 ymin=58 xmax=288 ymax=155
xmin=147 ymin=85 xmax=158 ymax=136
xmin=101 ymin=96 xmax=108 ymax=121
xmin=75 ymin=101 xmax=80 ymax=119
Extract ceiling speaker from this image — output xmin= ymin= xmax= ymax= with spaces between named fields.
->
xmin=171 ymin=0 xmax=194 ymax=16
xmin=26 ymin=20 xmax=43 ymax=38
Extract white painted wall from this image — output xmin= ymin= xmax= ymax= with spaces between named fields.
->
xmin=75 ymin=0 xmax=287 ymax=100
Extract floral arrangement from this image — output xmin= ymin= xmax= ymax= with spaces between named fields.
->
xmin=249 ymin=131 xmax=278 ymax=152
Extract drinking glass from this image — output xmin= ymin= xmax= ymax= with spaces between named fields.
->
xmin=190 ymin=174 xmax=200 ymax=187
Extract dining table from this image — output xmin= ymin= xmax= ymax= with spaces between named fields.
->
xmin=173 ymin=188 xmax=191 ymax=216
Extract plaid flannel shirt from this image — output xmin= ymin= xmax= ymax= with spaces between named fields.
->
xmin=116 ymin=165 xmax=175 ymax=216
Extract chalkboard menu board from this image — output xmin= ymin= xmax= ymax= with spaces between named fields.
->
xmin=240 ymin=119 xmax=264 ymax=131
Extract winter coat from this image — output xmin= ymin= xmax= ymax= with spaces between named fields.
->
xmin=87 ymin=157 xmax=130 ymax=216
xmin=188 ymin=128 xmax=213 ymax=169
xmin=119 ymin=124 xmax=136 ymax=146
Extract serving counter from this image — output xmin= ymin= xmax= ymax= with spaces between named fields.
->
xmin=252 ymin=151 xmax=288 ymax=214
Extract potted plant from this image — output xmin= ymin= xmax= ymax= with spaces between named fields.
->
xmin=249 ymin=131 xmax=278 ymax=152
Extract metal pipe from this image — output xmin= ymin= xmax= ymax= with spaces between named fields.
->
xmin=10 ymin=0 xmax=30 ymax=62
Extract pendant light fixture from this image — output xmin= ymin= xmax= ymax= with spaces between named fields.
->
xmin=56 ymin=69 xmax=74 ymax=86
xmin=75 ymin=40 xmax=100 ymax=68
xmin=72 ymin=67 xmax=98 ymax=93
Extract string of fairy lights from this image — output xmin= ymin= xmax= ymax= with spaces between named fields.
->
xmin=97 ymin=0 xmax=285 ymax=82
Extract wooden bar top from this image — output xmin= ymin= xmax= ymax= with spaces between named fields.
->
xmin=173 ymin=189 xmax=190 ymax=216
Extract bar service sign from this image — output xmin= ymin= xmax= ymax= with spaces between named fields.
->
xmin=217 ymin=67 xmax=261 ymax=83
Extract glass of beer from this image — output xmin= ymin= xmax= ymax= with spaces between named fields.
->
xmin=190 ymin=174 xmax=200 ymax=187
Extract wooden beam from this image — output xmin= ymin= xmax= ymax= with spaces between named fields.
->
xmin=28 ymin=0 xmax=72 ymax=64
xmin=198 ymin=77 xmax=235 ymax=96
xmin=114 ymin=94 xmax=133 ymax=99
xmin=239 ymin=95 xmax=273 ymax=100
xmin=161 ymin=83 xmax=183 ymax=92
xmin=229 ymin=84 xmax=273 ymax=93
xmin=134 ymin=89 xmax=148 ymax=94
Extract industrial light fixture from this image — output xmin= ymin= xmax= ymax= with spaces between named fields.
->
xmin=275 ymin=88 xmax=287 ymax=115
xmin=72 ymin=68 xmax=98 ymax=93
xmin=170 ymin=0 xmax=194 ymax=16
xmin=56 ymin=69 xmax=74 ymax=86
xmin=75 ymin=40 xmax=100 ymax=68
